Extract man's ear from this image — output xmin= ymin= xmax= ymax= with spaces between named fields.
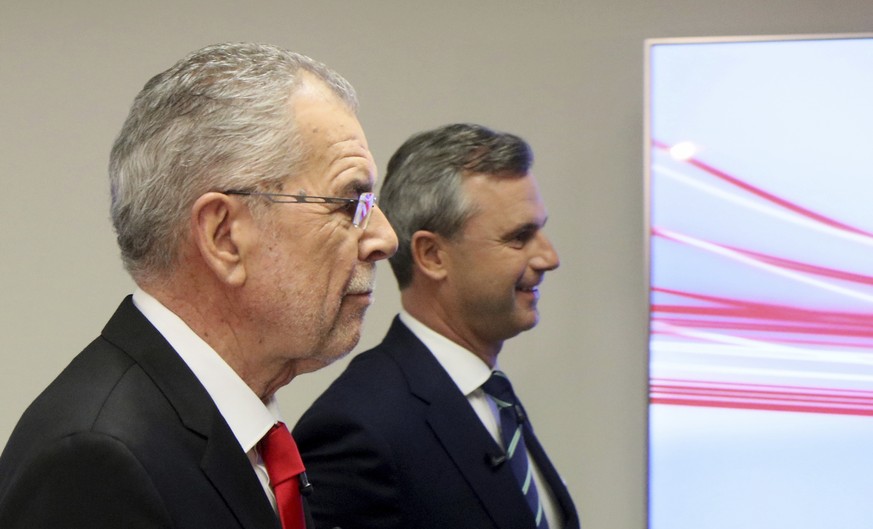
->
xmin=191 ymin=192 xmax=249 ymax=286
xmin=410 ymin=230 xmax=449 ymax=281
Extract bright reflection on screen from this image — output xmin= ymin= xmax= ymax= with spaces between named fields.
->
xmin=647 ymin=35 xmax=873 ymax=529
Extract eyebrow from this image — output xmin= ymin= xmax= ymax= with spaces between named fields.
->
xmin=518 ymin=215 xmax=548 ymax=230
xmin=293 ymin=177 xmax=371 ymax=199
xmin=341 ymin=177 xmax=373 ymax=197
xmin=503 ymin=215 xmax=549 ymax=238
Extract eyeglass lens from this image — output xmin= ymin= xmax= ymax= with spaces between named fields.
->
xmin=354 ymin=193 xmax=376 ymax=229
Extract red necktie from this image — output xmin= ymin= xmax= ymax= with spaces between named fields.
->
xmin=259 ymin=422 xmax=306 ymax=529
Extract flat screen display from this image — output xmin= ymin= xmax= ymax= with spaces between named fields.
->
xmin=646 ymin=34 xmax=873 ymax=529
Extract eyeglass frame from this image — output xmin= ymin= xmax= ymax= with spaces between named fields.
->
xmin=223 ymin=190 xmax=377 ymax=229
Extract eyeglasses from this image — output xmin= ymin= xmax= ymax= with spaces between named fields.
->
xmin=223 ymin=190 xmax=377 ymax=229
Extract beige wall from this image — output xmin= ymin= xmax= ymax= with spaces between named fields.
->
xmin=2 ymin=1 xmax=872 ymax=527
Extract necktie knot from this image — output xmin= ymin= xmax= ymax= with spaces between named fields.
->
xmin=482 ymin=370 xmax=519 ymax=409
xmin=259 ymin=422 xmax=305 ymax=486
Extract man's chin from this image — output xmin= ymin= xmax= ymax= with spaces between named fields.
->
xmin=515 ymin=309 xmax=540 ymax=333
xmin=301 ymin=340 xmax=357 ymax=374
xmin=317 ymin=316 xmax=365 ymax=364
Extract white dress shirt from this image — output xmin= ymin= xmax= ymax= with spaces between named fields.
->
xmin=132 ymin=288 xmax=281 ymax=512
xmin=399 ymin=311 xmax=563 ymax=528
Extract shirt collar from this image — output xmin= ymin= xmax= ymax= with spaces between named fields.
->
xmin=132 ymin=288 xmax=278 ymax=453
xmin=399 ymin=310 xmax=494 ymax=397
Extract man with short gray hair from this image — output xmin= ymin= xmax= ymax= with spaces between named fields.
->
xmin=0 ymin=42 xmax=397 ymax=529
xmin=294 ymin=123 xmax=579 ymax=529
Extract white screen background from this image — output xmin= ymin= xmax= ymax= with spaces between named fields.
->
xmin=647 ymin=36 xmax=873 ymax=529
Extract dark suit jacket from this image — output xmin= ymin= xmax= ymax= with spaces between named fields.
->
xmin=0 ymin=296 xmax=306 ymax=529
xmin=293 ymin=317 xmax=580 ymax=529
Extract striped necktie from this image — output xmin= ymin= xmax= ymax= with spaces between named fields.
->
xmin=482 ymin=370 xmax=549 ymax=529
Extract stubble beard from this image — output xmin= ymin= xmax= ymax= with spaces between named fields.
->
xmin=309 ymin=265 xmax=376 ymax=366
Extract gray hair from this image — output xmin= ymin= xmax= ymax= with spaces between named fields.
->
xmin=109 ymin=42 xmax=358 ymax=282
xmin=379 ymin=123 xmax=533 ymax=288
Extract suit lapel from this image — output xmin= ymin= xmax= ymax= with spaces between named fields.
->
xmin=382 ymin=318 xmax=538 ymax=529
xmin=101 ymin=297 xmax=280 ymax=529
xmin=201 ymin=419 xmax=282 ymax=529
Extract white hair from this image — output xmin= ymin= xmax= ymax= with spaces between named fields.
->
xmin=109 ymin=42 xmax=358 ymax=282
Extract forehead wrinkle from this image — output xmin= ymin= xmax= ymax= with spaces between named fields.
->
xmin=325 ymin=139 xmax=376 ymax=193
xmin=326 ymin=137 xmax=373 ymax=166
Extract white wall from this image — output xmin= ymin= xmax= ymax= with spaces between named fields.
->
xmin=2 ymin=1 xmax=872 ymax=528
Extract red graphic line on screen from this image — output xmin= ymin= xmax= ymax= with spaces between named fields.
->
xmin=654 ymin=305 xmax=872 ymax=326
xmin=652 ymin=227 xmax=873 ymax=287
xmin=650 ymin=285 xmax=873 ymax=346
xmin=651 ymin=287 xmax=873 ymax=329
xmin=651 ymin=327 xmax=873 ymax=349
xmin=652 ymin=140 xmax=873 ymax=238
xmin=650 ymin=379 xmax=873 ymax=416
xmin=653 ymin=379 xmax=873 ymax=403
xmin=653 ymin=300 xmax=873 ymax=327
xmin=652 ymin=227 xmax=873 ymax=306
xmin=724 ymin=245 xmax=873 ymax=286
xmin=650 ymin=329 xmax=873 ymax=354
xmin=655 ymin=317 xmax=873 ymax=337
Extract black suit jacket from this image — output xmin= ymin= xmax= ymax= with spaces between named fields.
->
xmin=0 ymin=296 xmax=305 ymax=529
xmin=293 ymin=317 xmax=580 ymax=529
